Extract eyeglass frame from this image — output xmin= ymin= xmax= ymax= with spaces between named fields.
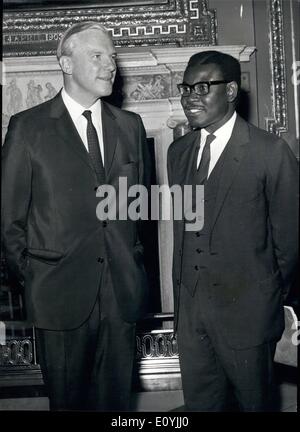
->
xmin=177 ymin=80 xmax=230 ymax=96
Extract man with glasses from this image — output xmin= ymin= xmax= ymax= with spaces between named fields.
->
xmin=167 ymin=51 xmax=298 ymax=411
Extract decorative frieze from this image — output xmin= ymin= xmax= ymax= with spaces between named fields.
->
xmin=3 ymin=0 xmax=216 ymax=56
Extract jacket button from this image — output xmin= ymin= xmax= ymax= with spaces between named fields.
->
xmin=94 ymin=186 xmax=99 ymax=191
xmin=194 ymin=265 xmax=199 ymax=271
xmin=102 ymin=221 xmax=107 ymax=228
xmin=196 ymin=248 xmax=203 ymax=254
xmin=97 ymin=257 xmax=104 ymax=263
xmin=176 ymin=279 xmax=180 ymax=285
xmin=196 ymin=232 xmax=201 ymax=237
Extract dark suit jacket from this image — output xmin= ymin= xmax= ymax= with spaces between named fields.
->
xmin=1 ymin=93 xmax=151 ymax=330
xmin=168 ymin=115 xmax=298 ymax=349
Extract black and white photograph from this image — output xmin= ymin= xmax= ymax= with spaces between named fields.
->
xmin=1 ymin=0 xmax=298 ymax=422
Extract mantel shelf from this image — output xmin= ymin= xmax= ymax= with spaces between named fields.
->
xmin=3 ymin=45 xmax=256 ymax=73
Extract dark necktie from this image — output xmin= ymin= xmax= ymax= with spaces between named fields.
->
xmin=82 ymin=110 xmax=105 ymax=184
xmin=196 ymin=133 xmax=216 ymax=184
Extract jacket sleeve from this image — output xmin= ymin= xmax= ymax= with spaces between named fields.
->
xmin=137 ymin=114 xmax=152 ymax=195
xmin=167 ymin=143 xmax=174 ymax=187
xmin=1 ymin=114 xmax=32 ymax=282
xmin=134 ymin=114 xmax=152 ymax=255
xmin=265 ymin=138 xmax=299 ymax=298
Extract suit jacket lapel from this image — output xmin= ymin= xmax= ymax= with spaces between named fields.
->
xmin=176 ymin=130 xmax=201 ymax=188
xmin=102 ymin=101 xmax=118 ymax=179
xmin=210 ymin=115 xmax=250 ymax=233
xmin=173 ymin=130 xmax=201 ymax=253
xmin=50 ymin=92 xmax=95 ymax=174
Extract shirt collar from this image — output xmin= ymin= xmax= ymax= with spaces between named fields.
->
xmin=201 ymin=111 xmax=237 ymax=141
xmin=61 ymin=88 xmax=102 ymax=123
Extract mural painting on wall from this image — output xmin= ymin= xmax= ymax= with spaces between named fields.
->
xmin=4 ymin=78 xmax=58 ymax=113
xmin=3 ymin=0 xmax=217 ymax=57
xmin=2 ymin=76 xmax=59 ymax=142
xmin=5 ymin=78 xmax=23 ymax=115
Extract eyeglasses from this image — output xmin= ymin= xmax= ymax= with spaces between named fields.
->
xmin=177 ymin=80 xmax=230 ymax=96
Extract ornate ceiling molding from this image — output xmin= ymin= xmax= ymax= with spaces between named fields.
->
xmin=3 ymin=0 xmax=217 ymax=57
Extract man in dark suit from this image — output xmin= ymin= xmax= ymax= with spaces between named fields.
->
xmin=2 ymin=22 xmax=151 ymax=411
xmin=167 ymin=51 xmax=298 ymax=411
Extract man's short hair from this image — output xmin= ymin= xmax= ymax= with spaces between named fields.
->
xmin=57 ymin=21 xmax=109 ymax=60
xmin=187 ymin=50 xmax=241 ymax=90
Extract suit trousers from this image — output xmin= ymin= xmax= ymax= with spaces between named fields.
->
xmin=177 ymin=282 xmax=278 ymax=412
xmin=35 ymin=264 xmax=136 ymax=411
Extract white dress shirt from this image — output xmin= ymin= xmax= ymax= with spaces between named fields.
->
xmin=197 ymin=111 xmax=237 ymax=177
xmin=61 ymin=88 xmax=104 ymax=162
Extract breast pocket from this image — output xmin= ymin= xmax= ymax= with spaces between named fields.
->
xmin=228 ymin=188 xmax=264 ymax=207
xmin=228 ymin=172 xmax=265 ymax=207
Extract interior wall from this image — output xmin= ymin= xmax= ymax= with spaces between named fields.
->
xmin=253 ymin=0 xmax=299 ymax=157
xmin=205 ymin=0 xmax=259 ymax=128
xmin=210 ymin=0 xmax=298 ymax=157
xmin=210 ymin=0 xmax=255 ymax=45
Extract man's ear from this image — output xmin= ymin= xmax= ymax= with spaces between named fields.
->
xmin=226 ymin=81 xmax=238 ymax=103
xmin=59 ymin=56 xmax=72 ymax=75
